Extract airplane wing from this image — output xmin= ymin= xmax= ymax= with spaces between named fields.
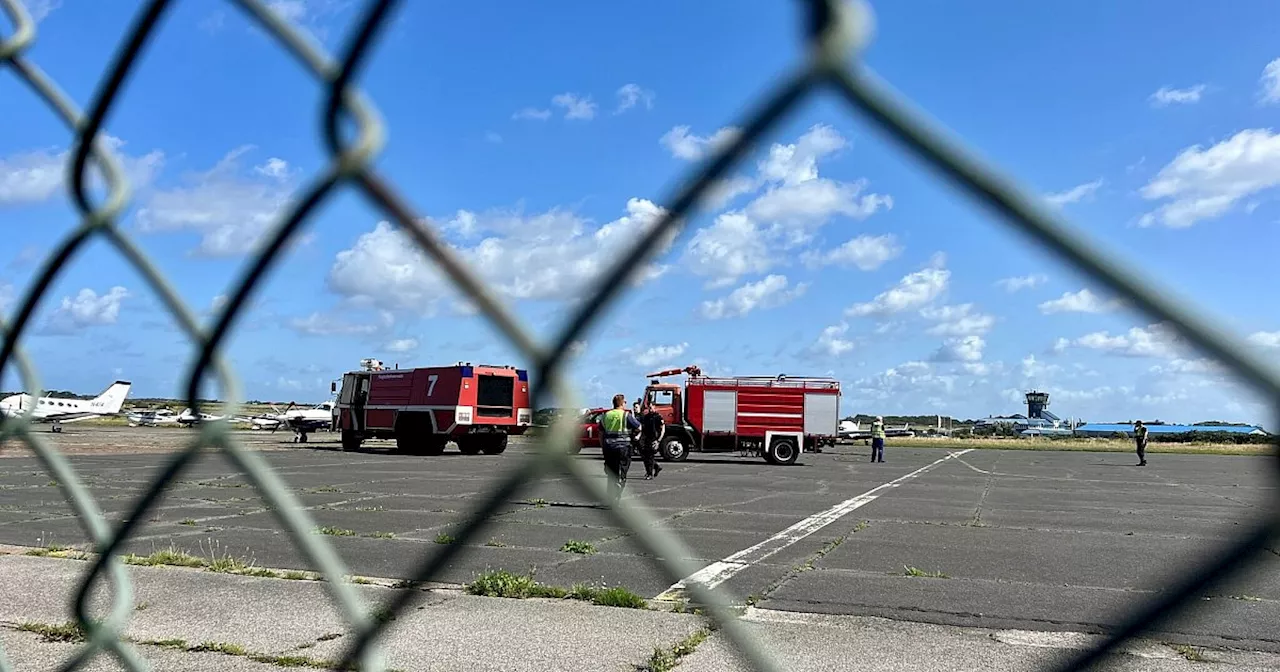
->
xmin=32 ymin=413 xmax=104 ymax=424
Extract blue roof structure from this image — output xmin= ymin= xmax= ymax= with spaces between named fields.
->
xmin=1073 ymin=423 xmax=1269 ymax=437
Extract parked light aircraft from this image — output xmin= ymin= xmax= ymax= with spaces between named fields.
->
xmin=838 ymin=418 xmax=916 ymax=441
xmin=0 ymin=381 xmax=132 ymax=432
xmin=126 ymin=408 xmax=180 ymax=427
xmin=250 ymin=401 xmax=336 ymax=442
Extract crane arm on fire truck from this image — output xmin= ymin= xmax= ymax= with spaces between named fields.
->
xmin=645 ymin=365 xmax=703 ymax=379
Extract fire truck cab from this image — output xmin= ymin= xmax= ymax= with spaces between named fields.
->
xmin=641 ymin=365 xmax=841 ymax=466
xmin=333 ymin=359 xmax=532 ymax=455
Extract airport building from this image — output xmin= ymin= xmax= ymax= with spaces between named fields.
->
xmin=974 ymin=391 xmax=1270 ymax=438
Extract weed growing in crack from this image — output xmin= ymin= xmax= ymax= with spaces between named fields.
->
xmin=903 ymin=566 xmax=949 ymax=579
xmin=639 ymin=627 xmax=711 ymax=672
xmin=560 ymin=540 xmax=597 ymax=555
xmin=315 ymin=526 xmax=356 ymax=537
xmin=1170 ymin=643 xmax=1207 ymax=662
xmin=465 ymin=569 xmax=646 ymax=608
xmin=18 ymin=621 xmax=85 ymax=643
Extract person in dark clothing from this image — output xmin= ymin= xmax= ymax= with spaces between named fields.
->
xmin=1134 ymin=420 xmax=1148 ymax=467
xmin=639 ymin=402 xmax=665 ymax=479
xmin=598 ymin=394 xmax=641 ymax=503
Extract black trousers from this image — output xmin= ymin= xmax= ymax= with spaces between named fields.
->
xmin=602 ymin=442 xmax=631 ymax=502
xmin=639 ymin=438 xmax=661 ymax=476
xmin=1136 ymin=440 xmax=1147 ymax=463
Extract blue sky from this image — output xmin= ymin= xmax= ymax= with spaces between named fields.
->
xmin=2 ymin=0 xmax=1279 ymax=424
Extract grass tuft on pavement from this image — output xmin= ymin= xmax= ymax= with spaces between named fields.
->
xmin=466 ymin=569 xmax=646 ymax=608
xmin=639 ymin=627 xmax=711 ymax=672
xmin=18 ymin=621 xmax=86 ymax=643
xmin=903 ymin=565 xmax=949 ymax=579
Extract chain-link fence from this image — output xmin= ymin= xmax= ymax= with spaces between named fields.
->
xmin=2 ymin=0 xmax=1278 ymax=670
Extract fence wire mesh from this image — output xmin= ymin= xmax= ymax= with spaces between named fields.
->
xmin=1 ymin=0 xmax=1278 ymax=670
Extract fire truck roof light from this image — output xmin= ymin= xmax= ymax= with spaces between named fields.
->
xmin=517 ymin=369 xmax=528 ymax=381
xmin=460 ymin=366 xmax=473 ymax=378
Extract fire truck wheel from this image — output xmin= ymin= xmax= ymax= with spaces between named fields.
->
xmin=769 ymin=438 xmax=799 ymax=466
xmin=659 ymin=437 xmax=688 ymax=462
xmin=457 ymin=439 xmax=483 ymax=455
xmin=480 ymin=434 xmax=508 ymax=455
xmin=340 ymin=431 xmax=361 ymax=452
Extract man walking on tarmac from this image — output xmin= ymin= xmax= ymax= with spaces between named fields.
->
xmin=1134 ymin=420 xmax=1148 ymax=467
xmin=639 ymin=401 xmax=665 ymax=480
xmin=598 ymin=394 xmax=642 ymax=503
xmin=870 ymin=415 xmax=886 ymax=463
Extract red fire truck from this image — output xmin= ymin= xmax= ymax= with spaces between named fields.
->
xmin=582 ymin=365 xmax=840 ymax=466
xmin=332 ymin=359 xmax=532 ymax=455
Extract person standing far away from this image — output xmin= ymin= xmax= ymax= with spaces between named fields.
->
xmin=1134 ymin=420 xmax=1148 ymax=467
xmin=598 ymin=394 xmax=641 ymax=504
xmin=639 ymin=401 xmax=665 ymax=480
xmin=870 ymin=415 xmax=886 ymax=463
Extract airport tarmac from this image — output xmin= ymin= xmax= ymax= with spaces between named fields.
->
xmin=1 ymin=426 xmax=1278 ymax=654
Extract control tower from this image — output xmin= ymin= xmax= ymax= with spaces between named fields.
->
xmin=1025 ymin=391 xmax=1050 ymax=419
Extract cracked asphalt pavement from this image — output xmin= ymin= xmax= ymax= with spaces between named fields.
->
xmin=1 ymin=426 xmax=1278 ymax=668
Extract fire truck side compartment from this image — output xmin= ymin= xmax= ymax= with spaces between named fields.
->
xmin=684 ymin=377 xmax=839 ymax=453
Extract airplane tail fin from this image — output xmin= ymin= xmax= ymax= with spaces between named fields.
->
xmin=91 ymin=381 xmax=132 ymax=415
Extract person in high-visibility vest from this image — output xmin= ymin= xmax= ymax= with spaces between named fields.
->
xmin=597 ymin=393 xmax=641 ymax=503
xmin=870 ymin=415 xmax=886 ymax=463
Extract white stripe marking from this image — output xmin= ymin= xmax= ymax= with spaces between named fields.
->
xmin=655 ymin=449 xmax=973 ymax=600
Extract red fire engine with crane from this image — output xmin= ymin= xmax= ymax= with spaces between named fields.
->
xmin=601 ymin=364 xmax=841 ymax=465
xmin=331 ymin=359 xmax=532 ymax=455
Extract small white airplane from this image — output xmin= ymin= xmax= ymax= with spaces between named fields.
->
xmin=250 ymin=401 xmax=336 ymax=443
xmin=175 ymin=408 xmax=232 ymax=427
xmin=127 ymin=408 xmax=181 ymax=427
xmin=0 ymin=380 xmax=132 ymax=432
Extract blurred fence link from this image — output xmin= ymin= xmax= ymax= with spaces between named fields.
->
xmin=1 ymin=0 xmax=1277 ymax=670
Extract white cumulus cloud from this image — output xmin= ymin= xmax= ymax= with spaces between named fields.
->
xmin=614 ymin=84 xmax=655 ymax=114
xmin=846 ymin=255 xmax=949 ymax=317
xmin=1038 ymin=288 xmax=1124 ymax=314
xmin=699 ymin=275 xmax=807 ymax=320
xmin=801 ymin=233 xmax=903 ymax=271
xmin=812 ymin=323 xmax=854 ymax=357
xmin=328 ymin=198 xmax=673 ymax=314
xmin=1248 ymin=331 xmax=1280 ymax=349
xmin=552 ymin=93 xmax=597 ymax=120
xmin=134 ymin=146 xmax=301 ymax=257
xmin=1259 ymin=58 xmax=1280 ymax=105
xmin=1045 ymin=178 xmax=1103 ymax=206
xmin=1149 ymin=85 xmax=1206 ymax=107
xmin=995 ymin=274 xmax=1048 ymax=293
xmin=920 ymin=303 xmax=995 ymax=337
xmin=659 ymin=125 xmax=741 ymax=161
xmin=628 ymin=343 xmax=689 ymax=369
xmin=43 ymin=286 xmax=129 ymax=333
xmin=382 ymin=338 xmax=419 ymax=353
xmin=0 ymin=135 xmax=163 ymax=205
xmin=930 ymin=335 xmax=985 ymax=363
xmin=1138 ymin=128 xmax=1280 ymax=228
xmin=1070 ymin=323 xmax=1182 ymax=358
xmin=682 ymin=125 xmax=892 ymax=288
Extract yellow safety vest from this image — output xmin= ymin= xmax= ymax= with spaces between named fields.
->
xmin=871 ymin=421 xmax=885 ymax=439
xmin=602 ymin=408 xmax=628 ymax=434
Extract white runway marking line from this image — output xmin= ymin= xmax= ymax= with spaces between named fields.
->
xmin=655 ymin=449 xmax=974 ymax=600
